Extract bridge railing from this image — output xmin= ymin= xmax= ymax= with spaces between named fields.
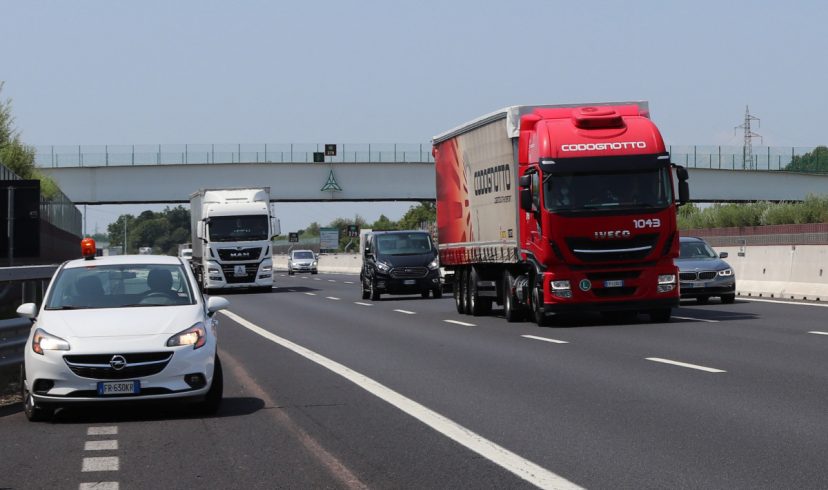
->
xmin=669 ymin=145 xmax=826 ymax=172
xmin=34 ymin=143 xmax=435 ymax=167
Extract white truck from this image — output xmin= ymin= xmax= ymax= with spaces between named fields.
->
xmin=190 ymin=188 xmax=280 ymax=292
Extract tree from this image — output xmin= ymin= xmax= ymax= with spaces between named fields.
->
xmin=398 ymin=201 xmax=436 ymax=230
xmin=105 ymin=206 xmax=191 ymax=255
xmin=786 ymin=146 xmax=828 ymax=173
xmin=371 ymin=214 xmax=396 ymax=230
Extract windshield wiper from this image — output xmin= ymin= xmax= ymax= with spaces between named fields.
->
xmin=46 ymin=305 xmax=92 ymax=310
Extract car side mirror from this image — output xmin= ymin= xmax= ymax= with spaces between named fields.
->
xmin=719 ymin=252 xmax=728 ymax=259
xmin=206 ymin=296 xmax=230 ymax=316
xmin=17 ymin=303 xmax=37 ymax=320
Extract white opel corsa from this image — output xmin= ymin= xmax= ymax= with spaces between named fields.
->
xmin=17 ymin=241 xmax=229 ymax=421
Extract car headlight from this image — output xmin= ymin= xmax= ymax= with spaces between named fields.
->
xmin=377 ymin=261 xmax=391 ymax=272
xmin=312 ymin=261 xmax=318 ymax=267
xmin=166 ymin=322 xmax=207 ymax=349
xmin=32 ymin=328 xmax=71 ymax=355
xmin=718 ymin=268 xmax=733 ymax=277
xmin=427 ymin=258 xmax=439 ymax=270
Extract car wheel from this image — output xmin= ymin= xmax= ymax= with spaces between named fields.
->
xmin=196 ymin=355 xmax=223 ymax=416
xmin=503 ymin=270 xmax=523 ymax=323
xmin=361 ymin=277 xmax=370 ymax=300
xmin=721 ymin=294 xmax=736 ymax=304
xmin=696 ymin=296 xmax=709 ymax=304
xmin=21 ymin=365 xmax=53 ymax=422
xmin=432 ymin=287 xmax=443 ymax=299
xmin=370 ymin=280 xmax=381 ymax=301
xmin=421 ymin=290 xmax=430 ymax=299
xmin=311 ymin=271 xmax=318 ymax=275
xmin=288 ymin=270 xmax=294 ymax=276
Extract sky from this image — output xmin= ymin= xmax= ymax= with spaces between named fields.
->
xmin=3 ymin=0 xmax=828 ymax=235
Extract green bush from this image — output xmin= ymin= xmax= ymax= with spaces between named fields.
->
xmin=679 ymin=194 xmax=828 ymax=229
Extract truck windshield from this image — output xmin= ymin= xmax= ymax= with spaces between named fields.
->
xmin=542 ymin=160 xmax=673 ymax=213
xmin=376 ymin=233 xmax=434 ymax=255
xmin=209 ymin=216 xmax=269 ymax=242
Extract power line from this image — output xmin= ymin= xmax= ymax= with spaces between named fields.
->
xmin=734 ymin=105 xmax=762 ymax=170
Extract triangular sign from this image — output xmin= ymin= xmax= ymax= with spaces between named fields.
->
xmin=320 ymin=170 xmax=342 ymax=192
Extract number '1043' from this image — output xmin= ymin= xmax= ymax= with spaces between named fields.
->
xmin=633 ymin=218 xmax=661 ymax=228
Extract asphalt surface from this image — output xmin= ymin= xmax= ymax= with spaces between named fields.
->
xmin=1 ymin=271 xmax=827 ymax=489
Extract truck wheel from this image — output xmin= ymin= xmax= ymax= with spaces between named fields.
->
xmin=468 ymin=268 xmax=491 ymax=316
xmin=649 ymin=308 xmax=671 ymax=323
xmin=531 ymin=286 xmax=550 ymax=326
xmin=454 ymin=269 xmax=466 ymax=314
xmin=503 ymin=270 xmax=523 ymax=323
xmin=721 ymin=294 xmax=736 ymax=304
xmin=370 ymin=280 xmax=381 ymax=301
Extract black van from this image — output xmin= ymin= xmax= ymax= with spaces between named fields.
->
xmin=360 ymin=230 xmax=442 ymax=300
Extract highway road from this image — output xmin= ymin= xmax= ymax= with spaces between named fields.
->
xmin=1 ymin=272 xmax=827 ymax=489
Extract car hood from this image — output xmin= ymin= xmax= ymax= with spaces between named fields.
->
xmin=37 ymin=304 xmax=204 ymax=339
xmin=675 ymin=258 xmax=731 ymax=272
xmin=379 ymin=253 xmax=436 ymax=267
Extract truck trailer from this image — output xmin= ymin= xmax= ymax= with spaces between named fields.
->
xmin=190 ymin=188 xmax=280 ymax=292
xmin=432 ymin=102 xmax=689 ymax=324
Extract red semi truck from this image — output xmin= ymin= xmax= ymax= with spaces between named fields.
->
xmin=432 ymin=102 xmax=689 ymax=324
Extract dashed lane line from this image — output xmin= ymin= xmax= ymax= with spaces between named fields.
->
xmin=328 ymin=279 xmax=336 ymax=282
xmin=87 ymin=427 xmax=118 ymax=436
xmin=645 ymin=357 xmax=726 ymax=373
xmin=808 ymin=331 xmax=828 ymax=336
xmin=522 ymin=335 xmax=569 ymax=344
xmin=82 ymin=456 xmax=120 ymax=472
xmin=221 ymin=310 xmax=582 ymax=490
xmin=672 ymin=316 xmax=720 ymax=323
xmin=79 ymin=483 xmax=119 ymax=490
xmin=85 ymin=440 xmax=118 ymax=451
xmin=444 ymin=319 xmax=476 ymax=327
xmin=344 ymin=281 xmax=355 ymax=284
xmin=394 ymin=309 xmax=416 ymax=315
xmin=305 ymin=292 xmax=317 ymax=296
xmin=326 ymin=296 xmax=341 ymax=301
xmin=354 ymin=302 xmax=373 ymax=306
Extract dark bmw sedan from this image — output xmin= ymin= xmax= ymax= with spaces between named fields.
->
xmin=677 ymin=236 xmax=736 ymax=304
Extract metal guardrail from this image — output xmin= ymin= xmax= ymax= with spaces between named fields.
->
xmin=0 ymin=318 xmax=31 ymax=369
xmin=0 ymin=266 xmax=58 ymax=371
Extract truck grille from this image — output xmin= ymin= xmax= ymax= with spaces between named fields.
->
xmin=64 ymin=352 xmax=173 ymax=380
xmin=680 ymin=271 xmax=717 ymax=281
xmin=565 ymin=234 xmax=659 ymax=262
xmin=217 ymin=247 xmax=263 ymax=261
xmin=221 ymin=263 xmax=259 ymax=283
xmin=390 ymin=267 xmax=428 ymax=279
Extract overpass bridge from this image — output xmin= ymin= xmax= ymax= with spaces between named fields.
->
xmin=34 ymin=143 xmax=828 ymax=204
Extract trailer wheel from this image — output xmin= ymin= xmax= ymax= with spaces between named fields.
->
xmin=454 ymin=268 xmax=466 ymax=314
xmin=503 ymin=270 xmax=523 ymax=323
xmin=468 ymin=268 xmax=491 ymax=316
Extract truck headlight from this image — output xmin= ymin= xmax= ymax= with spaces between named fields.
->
xmin=32 ymin=328 xmax=70 ymax=355
xmin=657 ymin=274 xmax=676 ymax=293
xmin=551 ymin=280 xmax=572 ymax=298
xmin=167 ymin=323 xmax=207 ymax=350
xmin=718 ymin=268 xmax=733 ymax=277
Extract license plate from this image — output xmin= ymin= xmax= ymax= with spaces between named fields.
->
xmin=404 ymin=279 xmax=416 ymax=285
xmin=604 ymin=280 xmax=624 ymax=288
xmin=97 ymin=380 xmax=140 ymax=396
xmin=234 ymin=265 xmax=247 ymax=277
xmin=682 ymin=282 xmax=697 ymax=288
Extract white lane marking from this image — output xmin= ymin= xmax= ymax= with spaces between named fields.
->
xmin=394 ymin=309 xmax=416 ymax=315
xmin=808 ymin=331 xmax=828 ymax=336
xmin=646 ymin=357 xmax=726 ymax=373
xmin=82 ymin=457 xmax=120 ymax=472
xmin=221 ymin=310 xmax=581 ymax=490
xmin=314 ymin=278 xmax=321 ymax=281
xmin=280 ymin=274 xmax=286 ymax=277
xmin=739 ymin=297 xmax=828 ymax=308
xmin=79 ymin=483 xmax=119 ymax=490
xmin=354 ymin=302 xmax=373 ymax=306
xmin=305 ymin=292 xmax=317 ymax=296
xmin=85 ymin=440 xmax=118 ymax=451
xmin=326 ymin=296 xmax=341 ymax=301
xmin=522 ymin=335 xmax=569 ymax=344
xmin=672 ymin=316 xmax=720 ymax=323
xmin=87 ymin=427 xmax=118 ymax=436
xmin=444 ymin=319 xmax=476 ymax=327
xmin=328 ymin=279 xmax=336 ymax=282
xmin=344 ymin=281 xmax=355 ymax=284
xmin=301 ymin=277 xmax=309 ymax=279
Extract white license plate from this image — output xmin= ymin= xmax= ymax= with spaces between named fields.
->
xmin=682 ymin=282 xmax=697 ymax=288
xmin=604 ymin=280 xmax=624 ymax=288
xmin=404 ymin=279 xmax=416 ymax=285
xmin=234 ymin=265 xmax=247 ymax=277
xmin=97 ymin=380 xmax=140 ymax=396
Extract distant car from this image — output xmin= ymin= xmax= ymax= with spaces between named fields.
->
xmin=676 ymin=236 xmax=736 ymax=304
xmin=17 ymin=239 xmax=229 ymax=422
xmin=288 ymin=249 xmax=318 ymax=275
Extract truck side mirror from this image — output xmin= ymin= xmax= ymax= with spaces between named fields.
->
xmin=520 ymin=188 xmax=532 ymax=212
xmin=196 ymin=221 xmax=205 ymax=240
xmin=678 ymin=180 xmax=690 ymax=205
xmin=271 ymin=217 xmax=281 ymax=236
xmin=519 ymin=175 xmax=531 ymax=189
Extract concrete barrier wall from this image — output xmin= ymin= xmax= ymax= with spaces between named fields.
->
xmin=277 ymin=247 xmax=828 ymax=301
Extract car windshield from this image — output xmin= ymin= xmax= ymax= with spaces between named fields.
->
xmin=376 ymin=233 xmax=434 ymax=255
xmin=209 ymin=216 xmax=268 ymax=242
xmin=45 ymin=264 xmax=196 ymax=309
xmin=181 ymin=250 xmax=192 ymax=258
xmin=293 ymin=251 xmax=314 ymax=259
xmin=679 ymin=241 xmax=718 ymax=259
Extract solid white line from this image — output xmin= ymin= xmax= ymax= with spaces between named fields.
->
xmin=82 ymin=456 xmax=119 ymax=472
xmin=522 ymin=335 xmax=569 ymax=344
xmin=646 ymin=357 xmax=726 ymax=373
xmin=444 ymin=319 xmax=476 ymax=327
xmin=739 ymin=297 xmax=828 ymax=308
xmin=87 ymin=427 xmax=118 ymax=436
xmin=79 ymin=483 xmax=119 ymax=490
xmin=808 ymin=331 xmax=828 ymax=336
xmin=394 ymin=309 xmax=416 ymax=315
xmin=672 ymin=316 xmax=720 ymax=323
xmin=305 ymin=292 xmax=317 ymax=296
xmin=354 ymin=302 xmax=373 ymax=306
xmin=221 ymin=310 xmax=580 ymax=490
xmin=326 ymin=296 xmax=341 ymax=301
xmin=85 ymin=440 xmax=118 ymax=451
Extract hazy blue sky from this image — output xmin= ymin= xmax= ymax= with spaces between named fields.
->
xmin=3 ymin=0 xmax=827 ymax=234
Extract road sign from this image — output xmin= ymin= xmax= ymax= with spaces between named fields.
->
xmin=325 ymin=144 xmax=337 ymax=156
xmin=346 ymin=225 xmax=359 ymax=237
xmin=288 ymin=232 xmax=299 ymax=243
xmin=313 ymin=152 xmax=324 ymax=163
xmin=320 ymin=227 xmax=339 ymax=250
